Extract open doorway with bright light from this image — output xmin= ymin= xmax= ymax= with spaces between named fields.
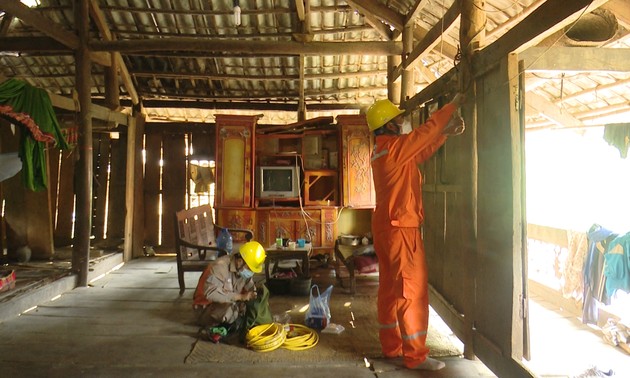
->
xmin=522 ymin=103 xmax=630 ymax=377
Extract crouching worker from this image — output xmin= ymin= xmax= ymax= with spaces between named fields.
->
xmin=193 ymin=241 xmax=268 ymax=342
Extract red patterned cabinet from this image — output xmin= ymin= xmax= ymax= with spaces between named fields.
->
xmin=215 ymin=115 xmax=258 ymax=208
xmin=337 ymin=115 xmax=375 ymax=208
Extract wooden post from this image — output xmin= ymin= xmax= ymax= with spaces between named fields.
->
xmin=459 ymin=0 xmax=485 ymax=360
xmin=400 ymin=24 xmax=414 ymax=103
xmin=123 ymin=108 xmax=145 ymax=261
xmin=298 ymin=54 xmax=306 ymax=121
xmin=387 ymin=54 xmax=401 ymax=105
xmin=73 ymin=0 xmax=93 ymax=286
xmin=104 ymin=53 xmax=120 ymax=111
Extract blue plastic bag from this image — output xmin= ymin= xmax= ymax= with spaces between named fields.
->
xmin=216 ymin=228 xmax=233 ymax=255
xmin=305 ymin=284 xmax=333 ymax=330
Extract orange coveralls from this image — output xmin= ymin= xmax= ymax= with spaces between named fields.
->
xmin=370 ymin=103 xmax=456 ymax=368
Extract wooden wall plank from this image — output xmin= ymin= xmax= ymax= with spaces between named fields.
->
xmin=474 ymin=54 xmax=526 ymax=369
xmin=160 ymin=133 xmax=187 ymax=249
xmin=106 ymin=134 xmax=127 ymax=242
xmin=91 ymin=135 xmax=111 ymax=240
xmin=48 ymin=148 xmax=61 ymax=234
xmin=54 ymin=149 xmax=75 ymax=247
xmin=143 ymin=133 xmax=161 ymax=248
xmin=191 ymin=129 xmax=215 ymax=161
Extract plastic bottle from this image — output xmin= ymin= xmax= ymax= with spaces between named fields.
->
xmin=217 ymin=229 xmax=233 ymax=255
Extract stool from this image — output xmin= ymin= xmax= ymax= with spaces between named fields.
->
xmin=333 ymin=240 xmax=357 ymax=294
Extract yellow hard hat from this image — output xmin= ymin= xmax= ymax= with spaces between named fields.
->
xmin=366 ymin=99 xmax=404 ymax=131
xmin=239 ymin=241 xmax=266 ymax=273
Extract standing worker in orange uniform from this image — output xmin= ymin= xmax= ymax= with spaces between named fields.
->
xmin=367 ymin=94 xmax=465 ymax=371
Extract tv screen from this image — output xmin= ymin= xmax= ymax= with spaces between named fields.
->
xmin=257 ymin=166 xmax=299 ymax=198
xmin=262 ymin=168 xmax=293 ymax=192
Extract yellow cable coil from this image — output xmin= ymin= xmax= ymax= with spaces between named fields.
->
xmin=245 ymin=323 xmax=287 ymax=352
xmin=281 ymin=324 xmax=319 ymax=351
xmin=245 ymin=323 xmax=319 ymax=352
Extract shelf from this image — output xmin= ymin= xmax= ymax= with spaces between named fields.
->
xmin=304 ymin=170 xmax=338 ymax=206
xmin=255 ymin=197 xmax=301 ymax=208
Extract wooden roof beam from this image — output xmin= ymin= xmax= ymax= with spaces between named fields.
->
xmin=404 ymin=0 xmax=430 ymax=26
xmin=345 ymin=0 xmax=395 ymax=40
xmin=526 ymin=92 xmax=584 ymax=128
xmin=0 ymin=14 xmax=13 ymax=36
xmin=474 ymin=0 xmax=613 ymax=72
xmin=527 ymin=101 xmax=630 ymax=129
xmin=392 ymin=1 xmax=461 ymax=81
xmin=346 ymin=0 xmax=457 ymax=58
xmin=91 ymin=39 xmax=402 ymax=55
xmin=520 ymin=46 xmax=630 ymax=72
xmin=88 ymin=0 xmax=139 ymax=105
xmin=131 ymin=68 xmax=386 ymax=81
xmin=0 ymin=0 xmax=111 ymax=67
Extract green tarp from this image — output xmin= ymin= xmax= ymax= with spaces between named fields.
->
xmin=0 ymin=79 xmax=69 ymax=191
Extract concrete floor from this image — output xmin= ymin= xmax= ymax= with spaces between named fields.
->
xmin=2 ymin=254 xmax=628 ymax=377
xmin=0 ymin=255 xmax=496 ymax=378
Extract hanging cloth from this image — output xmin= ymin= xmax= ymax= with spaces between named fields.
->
xmin=189 ymin=163 xmax=215 ymax=193
xmin=0 ymin=79 xmax=69 ymax=191
xmin=603 ymin=123 xmax=630 ymax=159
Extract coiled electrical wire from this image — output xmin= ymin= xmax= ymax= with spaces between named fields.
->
xmin=245 ymin=323 xmax=318 ymax=352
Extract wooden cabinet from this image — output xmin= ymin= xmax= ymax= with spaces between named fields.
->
xmin=215 ymin=115 xmax=257 ymax=208
xmin=213 ymin=115 xmax=369 ymax=254
xmin=256 ymin=208 xmax=337 ymax=250
xmin=338 ymin=115 xmax=375 ymax=208
xmin=215 ymin=208 xmax=257 ymax=243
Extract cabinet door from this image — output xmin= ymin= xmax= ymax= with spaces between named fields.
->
xmin=215 ymin=208 xmax=256 ymax=243
xmin=339 ymin=116 xmax=375 ymax=208
xmin=215 ymin=115 xmax=256 ymax=208
xmin=319 ymin=208 xmax=337 ymax=248
xmin=258 ymin=209 xmax=298 ymax=246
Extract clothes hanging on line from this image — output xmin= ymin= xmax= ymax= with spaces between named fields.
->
xmin=582 ymin=224 xmax=617 ymax=325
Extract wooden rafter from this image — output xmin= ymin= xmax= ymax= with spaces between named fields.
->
xmin=0 ymin=0 xmax=111 ymax=67
xmin=526 ymin=91 xmax=585 ymax=127
xmin=344 ymin=0 xmax=394 ymax=40
xmin=130 ymin=69 xmax=387 ymax=81
xmin=520 ymin=46 xmax=630 ymax=72
xmin=88 ymin=0 xmax=139 ymax=105
xmin=392 ymin=1 xmax=461 ymax=81
xmin=90 ymin=39 xmax=402 ymax=55
xmin=346 ymin=0 xmax=457 ymax=59
xmin=473 ymin=0 xmax=613 ymax=72
xmin=404 ymin=0 xmax=430 ymax=26
xmin=0 ymin=14 xmax=13 ymax=36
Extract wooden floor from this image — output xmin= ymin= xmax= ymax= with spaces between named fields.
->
xmin=0 ymin=255 xmax=627 ymax=377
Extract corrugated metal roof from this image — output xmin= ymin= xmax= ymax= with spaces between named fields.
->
xmin=1 ymin=0 xmax=629 ymax=126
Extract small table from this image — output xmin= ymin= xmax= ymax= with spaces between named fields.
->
xmin=264 ymin=244 xmax=312 ymax=281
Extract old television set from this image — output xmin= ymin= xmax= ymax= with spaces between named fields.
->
xmin=256 ymin=166 xmax=300 ymax=199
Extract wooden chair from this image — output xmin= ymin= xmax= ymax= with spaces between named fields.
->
xmin=174 ymin=204 xmax=253 ymax=295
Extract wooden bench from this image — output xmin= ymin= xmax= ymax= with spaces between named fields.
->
xmin=174 ymin=205 xmax=253 ymax=295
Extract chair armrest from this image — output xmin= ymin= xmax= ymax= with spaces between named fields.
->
xmin=216 ymin=226 xmax=254 ymax=241
xmin=176 ymin=238 xmax=228 ymax=259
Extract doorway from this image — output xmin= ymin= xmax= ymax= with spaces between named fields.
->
xmin=523 ymin=121 xmax=630 ymax=376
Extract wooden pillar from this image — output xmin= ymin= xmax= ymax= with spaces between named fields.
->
xmin=400 ymin=24 xmax=414 ymax=104
xmin=459 ymin=0 xmax=486 ymax=360
xmin=387 ymin=55 xmax=401 ymax=105
xmin=123 ymin=109 xmax=145 ymax=261
xmin=104 ymin=54 xmax=119 ymax=111
xmin=298 ymin=54 xmax=306 ymax=121
xmin=73 ymin=0 xmax=93 ymax=286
